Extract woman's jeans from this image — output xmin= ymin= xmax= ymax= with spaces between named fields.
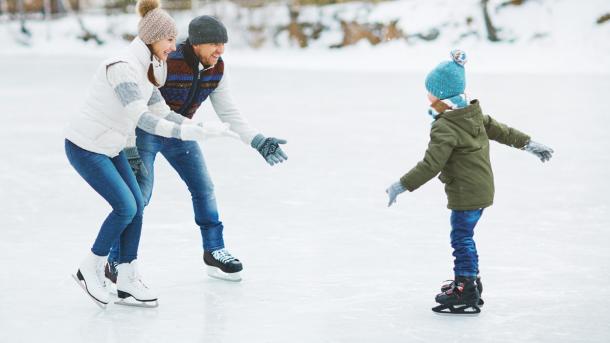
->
xmin=65 ymin=139 xmax=144 ymax=263
xmin=450 ymin=209 xmax=484 ymax=277
xmin=108 ymin=128 xmax=225 ymax=263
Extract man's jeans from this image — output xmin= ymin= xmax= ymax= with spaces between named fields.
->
xmin=109 ymin=128 xmax=225 ymax=263
xmin=65 ymin=139 xmax=144 ymax=263
xmin=450 ymin=209 xmax=484 ymax=277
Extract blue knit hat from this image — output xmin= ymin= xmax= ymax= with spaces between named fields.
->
xmin=425 ymin=50 xmax=467 ymax=99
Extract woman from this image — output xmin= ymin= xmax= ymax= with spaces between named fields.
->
xmin=65 ymin=0 xmax=219 ymax=308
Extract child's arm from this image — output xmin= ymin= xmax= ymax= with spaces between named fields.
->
xmin=484 ymin=115 xmax=554 ymax=162
xmin=483 ymin=114 xmax=530 ymax=149
xmin=386 ymin=123 xmax=456 ymax=206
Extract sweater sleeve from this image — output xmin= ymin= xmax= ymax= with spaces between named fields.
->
xmin=147 ymin=88 xmax=194 ymax=125
xmin=209 ymin=71 xmax=259 ymax=145
xmin=483 ymin=114 xmax=531 ymax=149
xmin=400 ymin=122 xmax=457 ymax=192
xmin=106 ymin=62 xmax=183 ymax=139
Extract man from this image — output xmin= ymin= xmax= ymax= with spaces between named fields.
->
xmin=107 ymin=15 xmax=288 ymax=283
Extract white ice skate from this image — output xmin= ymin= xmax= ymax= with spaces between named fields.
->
xmin=203 ymin=249 xmax=243 ymax=282
xmin=72 ymin=252 xmax=110 ymax=309
xmin=114 ymin=260 xmax=158 ymax=308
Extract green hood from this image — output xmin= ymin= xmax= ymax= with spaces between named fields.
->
xmin=439 ymin=101 xmax=484 ymax=138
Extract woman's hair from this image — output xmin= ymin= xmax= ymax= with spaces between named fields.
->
xmin=146 ymin=44 xmax=160 ymax=87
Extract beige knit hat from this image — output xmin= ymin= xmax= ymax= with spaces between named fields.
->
xmin=136 ymin=0 xmax=178 ymax=44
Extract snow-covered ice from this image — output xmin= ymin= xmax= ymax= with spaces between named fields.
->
xmin=0 ymin=51 xmax=609 ymax=342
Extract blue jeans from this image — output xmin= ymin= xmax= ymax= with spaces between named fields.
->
xmin=450 ymin=209 xmax=484 ymax=277
xmin=109 ymin=128 xmax=224 ymax=263
xmin=65 ymin=139 xmax=144 ymax=263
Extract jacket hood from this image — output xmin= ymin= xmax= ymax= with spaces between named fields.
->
xmin=438 ymin=100 xmax=484 ymax=137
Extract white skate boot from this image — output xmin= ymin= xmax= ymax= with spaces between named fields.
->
xmin=115 ymin=260 xmax=158 ymax=308
xmin=72 ymin=252 xmax=110 ymax=309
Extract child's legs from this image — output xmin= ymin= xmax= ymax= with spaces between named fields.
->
xmin=450 ymin=209 xmax=484 ymax=277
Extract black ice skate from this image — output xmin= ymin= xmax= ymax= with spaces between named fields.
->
xmin=432 ymin=276 xmax=481 ymax=314
xmin=203 ymin=248 xmax=243 ymax=282
xmin=104 ymin=261 xmax=118 ymax=294
xmin=440 ymin=275 xmax=484 ymax=306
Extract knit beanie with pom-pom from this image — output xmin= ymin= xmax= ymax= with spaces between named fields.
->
xmin=136 ymin=0 xmax=178 ymax=44
xmin=425 ymin=49 xmax=467 ymax=100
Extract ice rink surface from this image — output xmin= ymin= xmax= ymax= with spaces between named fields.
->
xmin=1 ymin=55 xmax=609 ymax=342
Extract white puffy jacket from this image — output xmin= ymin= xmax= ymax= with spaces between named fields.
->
xmin=65 ymin=37 xmax=166 ymax=157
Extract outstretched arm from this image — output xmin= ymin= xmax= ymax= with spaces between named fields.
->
xmin=483 ymin=114 xmax=553 ymax=162
xmin=209 ymin=73 xmax=259 ymax=145
xmin=106 ymin=62 xmax=205 ymax=141
xmin=483 ymin=114 xmax=530 ymax=149
xmin=387 ymin=123 xmax=456 ymax=207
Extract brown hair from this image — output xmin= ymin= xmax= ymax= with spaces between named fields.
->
xmin=146 ymin=44 xmax=160 ymax=87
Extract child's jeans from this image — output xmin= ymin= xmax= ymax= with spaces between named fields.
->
xmin=450 ymin=209 xmax=484 ymax=277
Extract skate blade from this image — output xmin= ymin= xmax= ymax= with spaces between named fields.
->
xmin=432 ymin=304 xmax=480 ymax=315
xmin=114 ymin=298 xmax=159 ymax=308
xmin=206 ymin=266 xmax=242 ymax=282
xmin=71 ymin=274 xmax=107 ymax=310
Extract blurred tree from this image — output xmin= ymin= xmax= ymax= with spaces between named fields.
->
xmin=481 ymin=0 xmax=500 ymax=42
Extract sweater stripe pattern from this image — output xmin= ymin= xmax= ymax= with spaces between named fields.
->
xmin=160 ymin=42 xmax=224 ymax=119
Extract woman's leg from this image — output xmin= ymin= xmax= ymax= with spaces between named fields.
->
xmin=112 ymin=150 xmax=146 ymax=264
xmin=65 ymin=139 xmax=138 ymax=256
xmin=108 ymin=129 xmax=162 ymax=265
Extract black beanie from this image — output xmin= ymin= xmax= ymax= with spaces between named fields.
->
xmin=188 ymin=15 xmax=228 ymax=45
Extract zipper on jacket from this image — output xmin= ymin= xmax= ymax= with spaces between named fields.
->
xmin=177 ymin=70 xmax=201 ymax=115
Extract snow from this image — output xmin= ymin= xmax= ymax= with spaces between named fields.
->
xmin=1 ymin=0 xmax=610 ymax=341
xmin=2 ymin=0 xmax=609 ymax=74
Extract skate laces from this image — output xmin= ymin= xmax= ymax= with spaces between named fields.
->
xmin=126 ymin=262 xmax=150 ymax=290
xmin=95 ymin=258 xmax=107 ymax=285
xmin=211 ymin=248 xmax=236 ymax=263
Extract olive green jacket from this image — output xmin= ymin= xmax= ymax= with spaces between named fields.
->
xmin=400 ymin=100 xmax=530 ymax=210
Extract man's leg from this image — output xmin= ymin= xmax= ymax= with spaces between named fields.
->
xmin=161 ymin=139 xmax=224 ymax=251
xmin=162 ymin=139 xmax=242 ymax=280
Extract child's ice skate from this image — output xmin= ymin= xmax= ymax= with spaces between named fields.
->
xmin=432 ymin=276 xmax=481 ymax=314
xmin=114 ymin=260 xmax=159 ymax=308
xmin=72 ymin=252 xmax=110 ymax=309
xmin=439 ymin=275 xmax=484 ymax=306
xmin=203 ymin=248 xmax=242 ymax=282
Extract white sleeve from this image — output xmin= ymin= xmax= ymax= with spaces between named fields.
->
xmin=147 ymin=88 xmax=194 ymax=124
xmin=209 ymin=71 xmax=259 ymax=145
xmin=106 ymin=63 xmax=184 ymax=140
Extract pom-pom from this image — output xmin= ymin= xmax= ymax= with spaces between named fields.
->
xmin=137 ymin=0 xmax=160 ymax=18
xmin=450 ymin=49 xmax=467 ymax=66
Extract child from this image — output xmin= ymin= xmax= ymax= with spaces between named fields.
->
xmin=385 ymin=50 xmax=553 ymax=314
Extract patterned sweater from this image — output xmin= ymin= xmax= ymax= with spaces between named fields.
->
xmin=159 ymin=40 xmax=258 ymax=145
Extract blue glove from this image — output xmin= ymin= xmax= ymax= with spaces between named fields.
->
xmin=123 ymin=147 xmax=148 ymax=177
xmin=251 ymin=134 xmax=288 ymax=166
xmin=386 ymin=181 xmax=407 ymax=207
xmin=524 ymin=140 xmax=554 ymax=162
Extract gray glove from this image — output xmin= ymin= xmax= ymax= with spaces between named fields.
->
xmin=524 ymin=140 xmax=554 ymax=162
xmin=124 ymin=146 xmax=148 ymax=177
xmin=251 ymin=134 xmax=288 ymax=166
xmin=385 ymin=181 xmax=407 ymax=207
